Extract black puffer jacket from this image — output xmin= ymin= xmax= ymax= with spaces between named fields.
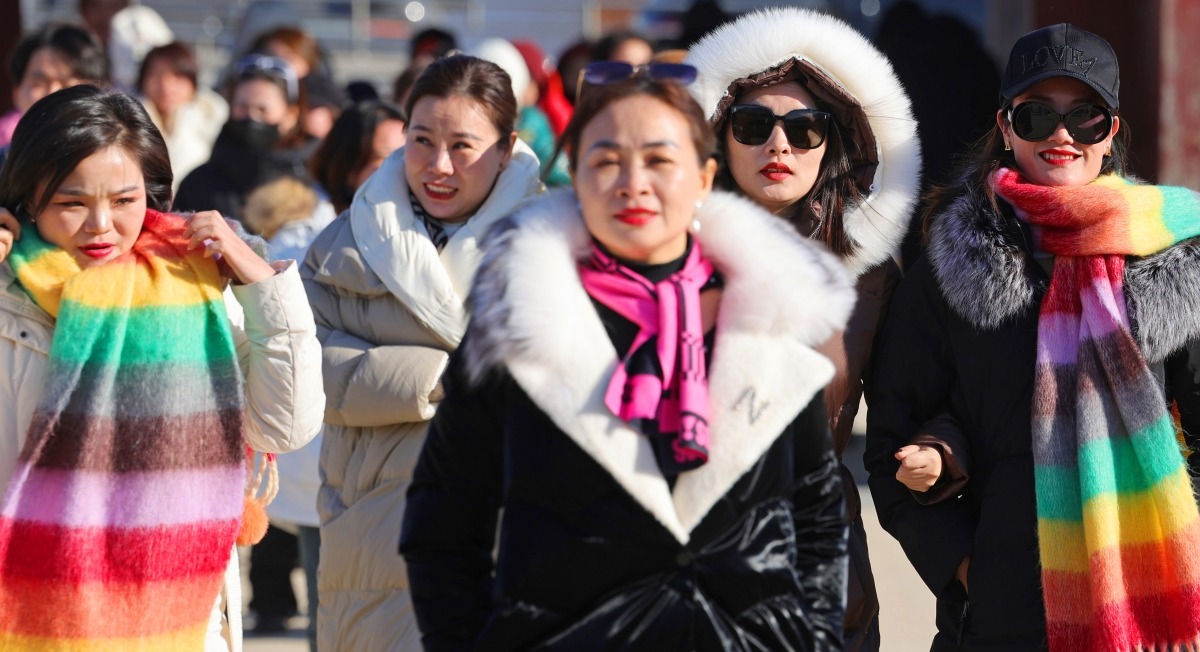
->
xmin=864 ymin=179 xmax=1200 ymax=651
xmin=399 ymin=190 xmax=857 ymax=652
xmin=173 ymin=124 xmax=318 ymax=222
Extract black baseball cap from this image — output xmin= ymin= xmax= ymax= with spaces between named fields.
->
xmin=1000 ymin=23 xmax=1119 ymax=109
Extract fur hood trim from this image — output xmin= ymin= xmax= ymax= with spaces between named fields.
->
xmin=347 ymin=138 xmax=543 ymax=348
xmin=463 ymin=189 xmax=855 ymax=543
xmin=685 ymin=7 xmax=921 ymax=278
xmin=927 ymin=180 xmax=1200 ymax=362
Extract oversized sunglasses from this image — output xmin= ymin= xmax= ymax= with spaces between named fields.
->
xmin=575 ymin=61 xmax=698 ymax=100
xmin=728 ymin=105 xmax=831 ymax=149
xmin=1008 ymin=101 xmax=1113 ymax=145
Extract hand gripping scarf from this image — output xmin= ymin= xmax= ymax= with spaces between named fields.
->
xmin=0 ymin=210 xmax=246 ymax=650
xmin=578 ymin=241 xmax=714 ymax=476
xmin=992 ymin=168 xmax=1200 ymax=652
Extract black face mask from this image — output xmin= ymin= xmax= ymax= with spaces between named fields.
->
xmin=225 ymin=118 xmax=282 ymax=151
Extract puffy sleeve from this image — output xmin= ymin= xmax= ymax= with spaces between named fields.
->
xmin=226 ymin=260 xmax=325 ymax=453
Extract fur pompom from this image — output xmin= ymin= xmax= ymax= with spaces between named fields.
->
xmin=237 ymin=496 xmax=270 ymax=546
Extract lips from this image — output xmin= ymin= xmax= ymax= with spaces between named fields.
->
xmin=423 ymin=182 xmax=458 ymax=201
xmin=615 ymin=207 xmax=657 ymax=225
xmin=760 ymin=162 xmax=793 ymax=181
xmin=79 ymin=243 xmax=114 ymax=259
xmin=1039 ymin=149 xmax=1080 ymax=165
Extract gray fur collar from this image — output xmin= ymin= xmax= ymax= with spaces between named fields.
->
xmin=462 ymin=189 xmax=855 ymax=544
xmin=927 ymin=181 xmax=1200 ymax=362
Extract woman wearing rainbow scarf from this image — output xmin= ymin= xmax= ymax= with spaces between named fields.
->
xmin=0 ymin=85 xmax=324 ymax=651
xmin=865 ymin=24 xmax=1200 ymax=651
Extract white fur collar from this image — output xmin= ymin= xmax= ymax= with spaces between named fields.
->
xmin=685 ymin=7 xmax=921 ymax=278
xmin=348 ymin=139 xmax=542 ymax=347
xmin=464 ymin=189 xmax=856 ymax=544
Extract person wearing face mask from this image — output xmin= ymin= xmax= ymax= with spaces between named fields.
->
xmin=174 ymin=54 xmax=318 ymax=225
xmin=301 ymin=54 xmax=543 ymax=651
xmin=686 ymin=9 xmax=925 ymax=649
xmin=399 ymin=62 xmax=854 ymax=651
xmin=864 ymin=24 xmax=1200 ymax=651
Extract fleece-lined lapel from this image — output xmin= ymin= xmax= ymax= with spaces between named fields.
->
xmin=349 ymin=140 xmax=542 ymax=348
xmin=466 ymin=190 xmax=855 ymax=544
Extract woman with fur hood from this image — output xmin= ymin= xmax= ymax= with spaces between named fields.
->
xmin=865 ymin=24 xmax=1200 ymax=651
xmin=685 ymin=9 xmax=923 ymax=648
xmin=400 ymin=65 xmax=855 ymax=651
xmin=301 ymin=54 xmax=543 ymax=651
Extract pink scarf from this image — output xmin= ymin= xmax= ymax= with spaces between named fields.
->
xmin=579 ymin=241 xmax=714 ymax=474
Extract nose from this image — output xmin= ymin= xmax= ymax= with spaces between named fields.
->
xmin=1046 ymin=120 xmax=1074 ymax=144
xmin=764 ymin=123 xmax=791 ymax=154
xmin=616 ymin=162 xmax=651 ymax=198
xmin=428 ymin=146 xmax=454 ymax=176
xmin=83 ymin=205 xmax=111 ymax=234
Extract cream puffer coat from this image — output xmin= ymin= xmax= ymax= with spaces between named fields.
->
xmin=0 ymin=259 xmax=326 ymax=652
xmin=302 ymin=141 xmax=542 ymax=652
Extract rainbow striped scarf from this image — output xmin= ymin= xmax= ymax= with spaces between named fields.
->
xmin=0 ymin=210 xmax=245 ymax=650
xmin=993 ymin=168 xmax=1200 ymax=652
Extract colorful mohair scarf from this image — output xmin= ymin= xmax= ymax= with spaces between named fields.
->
xmin=993 ymin=167 xmax=1200 ymax=652
xmin=0 ymin=209 xmax=245 ymax=651
xmin=578 ymin=241 xmax=714 ymax=475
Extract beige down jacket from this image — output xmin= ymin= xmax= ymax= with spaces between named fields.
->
xmin=0 ymin=259 xmax=326 ymax=652
xmin=302 ymin=141 xmax=542 ymax=651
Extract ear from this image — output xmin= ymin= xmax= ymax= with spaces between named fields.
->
xmin=697 ymin=156 xmax=718 ymax=200
xmin=501 ymin=130 xmax=518 ymax=166
xmin=1110 ymin=114 xmax=1121 ymax=140
xmin=995 ymin=108 xmax=1011 ymax=148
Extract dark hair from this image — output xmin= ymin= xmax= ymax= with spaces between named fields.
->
xmin=404 ymin=55 xmax=518 ymax=147
xmin=231 ymin=60 xmax=311 ymax=150
xmin=558 ymin=76 xmax=716 ymax=171
xmin=309 ymin=100 xmax=406 ymax=213
xmin=7 ymin=22 xmax=108 ymax=88
xmin=0 ymin=85 xmax=172 ymax=220
xmin=250 ymin=26 xmax=323 ymax=76
xmin=592 ymin=30 xmax=653 ymax=62
xmin=921 ymin=108 xmax=1131 ymax=238
xmin=715 ymin=79 xmax=861 ymax=257
xmin=410 ymin=27 xmax=458 ymax=60
xmin=136 ymin=41 xmax=198 ymax=94
xmin=392 ymin=60 xmax=429 ymax=107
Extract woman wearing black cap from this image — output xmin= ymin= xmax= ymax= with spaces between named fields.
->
xmin=865 ymin=23 xmax=1200 ymax=651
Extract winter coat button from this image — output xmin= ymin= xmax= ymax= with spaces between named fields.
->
xmin=18 ymin=331 xmax=27 ymax=339
xmin=675 ymin=551 xmax=693 ymax=567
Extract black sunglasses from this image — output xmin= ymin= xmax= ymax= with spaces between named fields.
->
xmin=1008 ymin=101 xmax=1113 ymax=145
xmin=575 ymin=61 xmax=698 ymax=101
xmin=728 ymin=105 xmax=831 ymax=149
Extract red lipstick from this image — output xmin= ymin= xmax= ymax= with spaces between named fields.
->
xmin=79 ymin=243 xmax=114 ymax=259
xmin=760 ymin=162 xmax=793 ymax=181
xmin=1039 ymin=149 xmax=1080 ymax=166
xmin=615 ymin=207 xmax=657 ymax=225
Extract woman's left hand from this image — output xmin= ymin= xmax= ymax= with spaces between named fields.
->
xmin=185 ymin=211 xmax=275 ymax=285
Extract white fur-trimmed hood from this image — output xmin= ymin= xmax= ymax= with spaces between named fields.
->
xmin=685 ymin=7 xmax=921 ymax=278
xmin=462 ymin=189 xmax=856 ymax=544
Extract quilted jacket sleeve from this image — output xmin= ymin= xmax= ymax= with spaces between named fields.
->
xmin=227 ymin=261 xmax=325 ymax=454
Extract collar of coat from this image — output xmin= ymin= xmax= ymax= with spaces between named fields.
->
xmin=685 ymin=6 xmax=922 ymax=278
xmin=462 ymin=189 xmax=856 ymax=545
xmin=348 ymin=139 xmax=543 ymax=348
xmin=927 ymin=178 xmax=1200 ymax=363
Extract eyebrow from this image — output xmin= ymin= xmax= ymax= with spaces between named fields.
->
xmin=586 ymin=139 xmax=680 ymax=154
xmin=409 ymin=124 xmax=484 ymax=141
xmin=54 ymin=185 xmax=142 ymax=196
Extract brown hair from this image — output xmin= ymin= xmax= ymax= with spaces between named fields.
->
xmin=403 ymin=54 xmax=518 ymax=147
xmin=558 ymin=76 xmax=716 ymax=171
xmin=251 ymin=26 xmax=322 ymax=77
xmin=715 ymin=79 xmax=860 ymax=257
xmin=0 ymin=84 xmax=172 ymax=220
xmin=137 ymin=41 xmax=198 ymax=94
xmin=309 ymin=99 xmax=406 ymax=213
xmin=921 ymin=108 xmax=1131 ymax=239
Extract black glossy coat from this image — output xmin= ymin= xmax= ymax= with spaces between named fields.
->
xmin=401 ymin=352 xmax=848 ymax=652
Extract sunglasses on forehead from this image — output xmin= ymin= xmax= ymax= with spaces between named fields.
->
xmin=575 ymin=61 xmax=698 ymax=101
xmin=234 ymin=54 xmax=300 ymax=102
xmin=1007 ymin=101 xmax=1114 ymax=145
xmin=728 ymin=105 xmax=831 ymax=149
